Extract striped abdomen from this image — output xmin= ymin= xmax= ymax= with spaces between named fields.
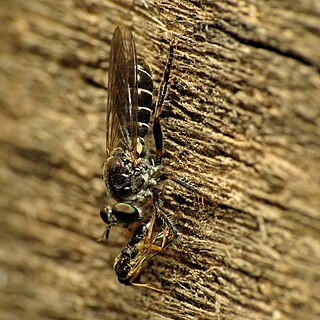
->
xmin=137 ymin=59 xmax=153 ymax=139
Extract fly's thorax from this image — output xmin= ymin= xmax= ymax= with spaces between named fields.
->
xmin=103 ymin=150 xmax=132 ymax=200
xmin=103 ymin=147 xmax=159 ymax=202
xmin=137 ymin=59 xmax=154 ymax=139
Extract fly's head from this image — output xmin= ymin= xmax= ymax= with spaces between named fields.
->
xmin=99 ymin=202 xmax=140 ymax=240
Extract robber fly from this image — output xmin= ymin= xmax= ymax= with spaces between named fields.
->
xmin=99 ymin=26 xmax=212 ymax=256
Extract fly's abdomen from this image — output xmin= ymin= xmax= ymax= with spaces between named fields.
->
xmin=137 ymin=59 xmax=153 ymax=139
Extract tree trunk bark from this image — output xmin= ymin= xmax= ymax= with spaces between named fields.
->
xmin=0 ymin=1 xmax=319 ymax=319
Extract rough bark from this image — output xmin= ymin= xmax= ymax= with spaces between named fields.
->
xmin=0 ymin=0 xmax=319 ymax=319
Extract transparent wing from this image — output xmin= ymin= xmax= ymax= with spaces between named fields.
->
xmin=129 ymin=222 xmax=174 ymax=279
xmin=106 ymin=26 xmax=138 ymax=158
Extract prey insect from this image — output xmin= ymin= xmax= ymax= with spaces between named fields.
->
xmin=99 ymin=26 xmax=213 ymax=288
xmin=114 ymin=213 xmax=174 ymax=293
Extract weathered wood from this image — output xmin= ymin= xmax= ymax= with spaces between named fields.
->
xmin=0 ymin=0 xmax=319 ymax=319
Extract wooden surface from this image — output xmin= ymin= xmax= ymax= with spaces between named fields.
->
xmin=0 ymin=1 xmax=319 ymax=319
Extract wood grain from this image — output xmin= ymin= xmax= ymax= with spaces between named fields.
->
xmin=0 ymin=0 xmax=319 ymax=319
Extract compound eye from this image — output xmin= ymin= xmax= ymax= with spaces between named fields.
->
xmin=100 ymin=206 xmax=111 ymax=224
xmin=112 ymin=203 xmax=139 ymax=224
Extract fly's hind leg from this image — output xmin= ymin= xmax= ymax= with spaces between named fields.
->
xmin=152 ymin=189 xmax=197 ymax=261
xmin=153 ymin=39 xmax=178 ymax=165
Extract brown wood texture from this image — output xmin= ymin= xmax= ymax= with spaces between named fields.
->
xmin=0 ymin=1 xmax=319 ymax=319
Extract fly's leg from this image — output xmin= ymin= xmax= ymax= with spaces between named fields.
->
xmin=143 ymin=210 xmax=166 ymax=251
xmin=132 ymin=282 xmax=166 ymax=293
xmin=129 ymin=264 xmax=166 ymax=293
xmin=152 ymin=40 xmax=213 ymax=206
xmin=147 ymin=210 xmax=156 ymax=241
xmin=153 ymin=39 xmax=178 ymax=165
xmin=161 ymin=172 xmax=214 ymax=206
xmin=159 ymin=226 xmax=169 ymax=250
xmin=96 ymin=228 xmax=110 ymax=243
xmin=152 ymin=190 xmax=197 ymax=261
xmin=146 ymin=226 xmax=170 ymax=251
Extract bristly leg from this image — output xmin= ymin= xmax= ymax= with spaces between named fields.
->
xmin=151 ymin=38 xmax=214 ymax=261
xmin=152 ymin=189 xmax=197 ymax=261
xmin=160 ymin=172 xmax=214 ymax=206
xmin=153 ymin=39 xmax=178 ymax=165
xmin=151 ymin=39 xmax=213 ymax=206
